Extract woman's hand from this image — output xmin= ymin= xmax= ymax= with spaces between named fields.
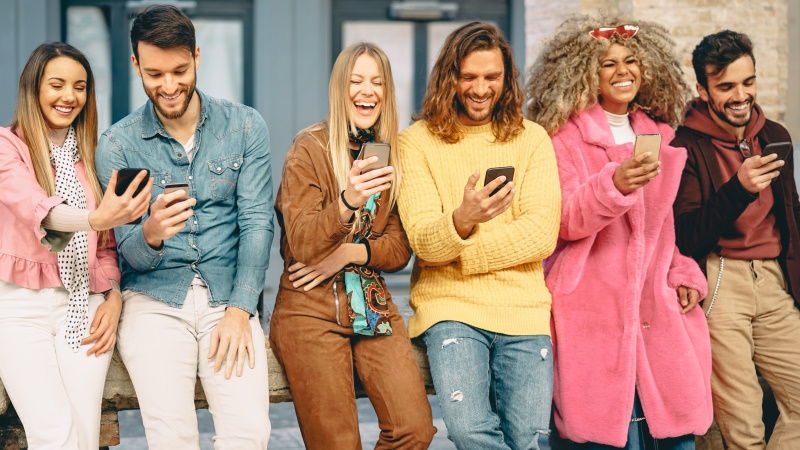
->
xmin=289 ymin=244 xmax=367 ymax=291
xmin=612 ymin=153 xmax=661 ymax=195
xmin=88 ymin=169 xmax=153 ymax=231
xmin=677 ymin=286 xmax=700 ymax=314
xmin=81 ymin=290 xmax=122 ymax=356
xmin=339 ymin=157 xmax=394 ymax=222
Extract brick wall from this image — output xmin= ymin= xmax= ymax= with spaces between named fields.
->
xmin=525 ymin=0 xmax=791 ymax=124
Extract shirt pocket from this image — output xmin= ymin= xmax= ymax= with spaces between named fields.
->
xmin=150 ymin=172 xmax=173 ymax=202
xmin=208 ymin=155 xmax=243 ymax=200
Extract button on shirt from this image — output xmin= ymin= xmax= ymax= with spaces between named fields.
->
xmin=95 ymin=90 xmax=274 ymax=314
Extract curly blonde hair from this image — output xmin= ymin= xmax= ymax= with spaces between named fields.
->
xmin=525 ymin=13 xmax=691 ymax=135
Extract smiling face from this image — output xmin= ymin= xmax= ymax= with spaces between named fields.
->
xmin=598 ymin=43 xmax=641 ymax=115
xmin=133 ymin=41 xmax=199 ymax=121
xmin=456 ymin=47 xmax=505 ymax=126
xmin=38 ymin=56 xmax=87 ymax=131
xmin=348 ymin=53 xmax=384 ymax=130
xmin=697 ymin=55 xmax=756 ymax=135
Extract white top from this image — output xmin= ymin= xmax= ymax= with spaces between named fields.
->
xmin=184 ymin=134 xmax=196 ymax=162
xmin=604 ymin=110 xmax=636 ymax=145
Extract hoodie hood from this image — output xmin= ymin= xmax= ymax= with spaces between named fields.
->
xmin=682 ymin=98 xmax=765 ymax=144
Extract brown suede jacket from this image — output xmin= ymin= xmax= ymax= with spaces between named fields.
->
xmin=672 ymin=119 xmax=800 ymax=306
xmin=273 ymin=125 xmax=412 ymax=311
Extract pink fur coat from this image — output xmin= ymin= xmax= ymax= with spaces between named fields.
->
xmin=544 ymin=104 xmax=713 ymax=446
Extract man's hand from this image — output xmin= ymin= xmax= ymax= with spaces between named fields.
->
xmin=81 ymin=291 xmax=122 ymax=356
xmin=737 ymin=153 xmax=783 ymax=194
xmin=142 ymin=192 xmax=197 ymax=248
xmin=208 ymin=307 xmax=255 ymax=379
xmin=677 ymin=286 xmax=700 ymax=314
xmin=288 ymin=244 xmax=366 ymax=291
xmin=452 ymin=170 xmax=515 ymax=239
xmin=613 ymin=152 xmax=660 ymax=195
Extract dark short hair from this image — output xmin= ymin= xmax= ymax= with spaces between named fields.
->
xmin=692 ymin=30 xmax=755 ymax=89
xmin=130 ymin=5 xmax=195 ymax=61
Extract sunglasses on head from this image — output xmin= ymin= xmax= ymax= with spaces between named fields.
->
xmin=589 ymin=25 xmax=640 ymax=40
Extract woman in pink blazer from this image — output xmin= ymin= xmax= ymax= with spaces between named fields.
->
xmin=0 ymin=43 xmax=151 ymax=449
xmin=526 ymin=14 xmax=713 ymax=449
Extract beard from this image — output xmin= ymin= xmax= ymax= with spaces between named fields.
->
xmin=144 ymin=72 xmax=197 ymax=120
xmin=708 ymin=95 xmax=754 ymax=129
xmin=457 ymin=91 xmax=499 ymax=124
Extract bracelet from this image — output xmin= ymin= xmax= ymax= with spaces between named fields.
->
xmin=361 ymin=240 xmax=371 ymax=266
xmin=341 ymin=190 xmax=359 ymax=211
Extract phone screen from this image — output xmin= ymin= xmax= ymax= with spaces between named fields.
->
xmin=164 ymin=182 xmax=190 ymax=207
xmin=360 ymin=142 xmax=391 ymax=173
xmin=484 ymin=166 xmax=515 ymax=197
xmin=633 ymin=134 xmax=662 ymax=164
xmin=115 ymin=168 xmax=150 ymax=197
xmin=762 ymin=141 xmax=793 ymax=173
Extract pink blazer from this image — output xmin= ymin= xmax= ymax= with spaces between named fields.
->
xmin=0 ymin=127 xmax=120 ymax=292
xmin=544 ymin=104 xmax=712 ymax=446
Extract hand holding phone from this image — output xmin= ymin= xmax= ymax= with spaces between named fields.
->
xmin=452 ymin=167 xmax=516 ymax=239
xmin=633 ymin=134 xmax=661 ymax=165
xmin=761 ymin=142 xmax=792 ymax=173
xmin=341 ymin=143 xmax=394 ymax=215
xmin=142 ymin=183 xmax=197 ymax=249
xmin=613 ymin=134 xmax=662 ymax=194
xmin=93 ymin=168 xmax=152 ymax=226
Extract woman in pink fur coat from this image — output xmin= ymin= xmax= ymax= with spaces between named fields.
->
xmin=526 ymin=14 xmax=713 ymax=450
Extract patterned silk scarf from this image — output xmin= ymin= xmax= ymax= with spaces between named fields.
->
xmin=344 ymin=131 xmax=392 ymax=336
xmin=51 ymin=127 xmax=91 ymax=352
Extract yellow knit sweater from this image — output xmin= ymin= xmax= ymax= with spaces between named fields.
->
xmin=398 ymin=120 xmax=561 ymax=338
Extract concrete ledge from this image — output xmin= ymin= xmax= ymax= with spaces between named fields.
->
xmin=0 ymin=341 xmax=434 ymax=448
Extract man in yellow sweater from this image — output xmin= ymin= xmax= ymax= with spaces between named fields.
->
xmin=398 ymin=21 xmax=561 ymax=450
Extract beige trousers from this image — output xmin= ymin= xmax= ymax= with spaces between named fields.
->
xmin=117 ymin=280 xmax=270 ymax=449
xmin=0 ymin=279 xmax=111 ymax=450
xmin=704 ymin=254 xmax=800 ymax=450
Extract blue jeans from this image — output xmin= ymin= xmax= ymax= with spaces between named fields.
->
xmin=422 ymin=321 xmax=553 ymax=450
xmin=574 ymin=392 xmax=695 ymax=450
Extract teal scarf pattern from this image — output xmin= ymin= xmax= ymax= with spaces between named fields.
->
xmin=344 ymin=192 xmax=393 ymax=336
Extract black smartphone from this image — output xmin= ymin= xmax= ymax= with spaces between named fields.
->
xmin=359 ymin=142 xmax=391 ymax=173
xmin=115 ymin=168 xmax=150 ymax=224
xmin=164 ymin=182 xmax=190 ymax=208
xmin=762 ymin=141 xmax=793 ymax=173
xmin=484 ymin=166 xmax=515 ymax=197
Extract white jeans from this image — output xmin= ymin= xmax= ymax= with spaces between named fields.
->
xmin=117 ymin=280 xmax=270 ymax=449
xmin=0 ymin=279 xmax=112 ymax=450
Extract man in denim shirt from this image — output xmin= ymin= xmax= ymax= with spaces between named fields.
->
xmin=95 ymin=6 xmax=272 ymax=448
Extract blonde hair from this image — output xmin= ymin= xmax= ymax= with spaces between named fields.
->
xmin=11 ymin=43 xmax=108 ymax=245
xmin=298 ymin=42 xmax=400 ymax=232
xmin=525 ymin=13 xmax=692 ymax=135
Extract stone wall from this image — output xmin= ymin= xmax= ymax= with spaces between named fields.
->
xmin=524 ymin=0 xmax=791 ymax=124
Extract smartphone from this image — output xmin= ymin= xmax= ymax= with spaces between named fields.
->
xmin=360 ymin=142 xmax=391 ymax=173
xmin=633 ymin=134 xmax=662 ymax=165
xmin=762 ymin=141 xmax=793 ymax=173
xmin=115 ymin=168 xmax=150 ymax=224
xmin=164 ymin=182 xmax=189 ymax=207
xmin=484 ymin=166 xmax=515 ymax=197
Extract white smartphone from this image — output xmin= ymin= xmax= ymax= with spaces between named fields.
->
xmin=633 ymin=134 xmax=662 ymax=165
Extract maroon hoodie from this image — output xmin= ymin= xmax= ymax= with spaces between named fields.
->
xmin=682 ymin=99 xmax=781 ymax=259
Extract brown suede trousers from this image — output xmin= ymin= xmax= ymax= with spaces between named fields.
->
xmin=270 ymin=276 xmax=436 ymax=450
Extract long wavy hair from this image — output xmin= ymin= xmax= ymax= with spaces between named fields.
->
xmin=10 ymin=42 xmax=108 ymax=244
xmin=416 ymin=21 xmax=525 ymax=144
xmin=525 ymin=13 xmax=692 ymax=135
xmin=297 ymin=42 xmax=400 ymax=233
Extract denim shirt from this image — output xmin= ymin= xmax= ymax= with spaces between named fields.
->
xmin=95 ymin=90 xmax=273 ymax=314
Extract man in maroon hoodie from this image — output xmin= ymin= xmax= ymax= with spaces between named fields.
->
xmin=673 ymin=30 xmax=800 ymax=449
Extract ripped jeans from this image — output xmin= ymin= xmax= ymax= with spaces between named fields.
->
xmin=422 ymin=321 xmax=553 ymax=450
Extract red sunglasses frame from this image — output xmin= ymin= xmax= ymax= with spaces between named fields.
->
xmin=589 ymin=25 xmax=640 ymax=40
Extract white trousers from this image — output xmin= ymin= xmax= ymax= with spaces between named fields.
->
xmin=117 ymin=281 xmax=270 ymax=449
xmin=0 ymin=279 xmax=111 ymax=450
